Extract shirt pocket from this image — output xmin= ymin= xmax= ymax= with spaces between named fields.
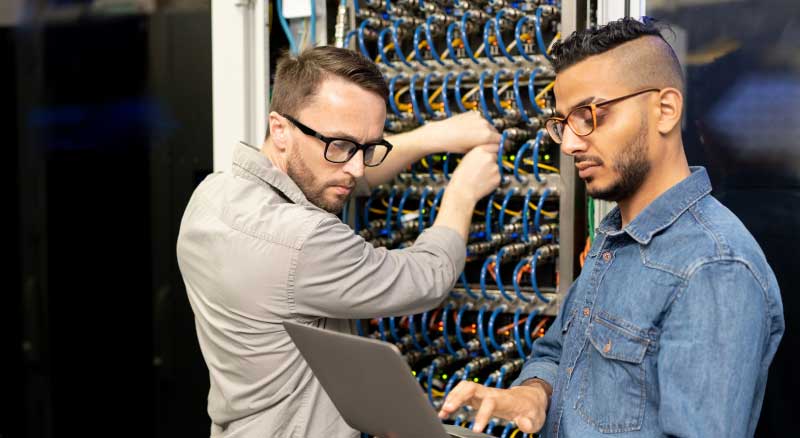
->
xmin=575 ymin=314 xmax=649 ymax=433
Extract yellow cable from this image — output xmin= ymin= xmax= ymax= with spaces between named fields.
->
xmin=493 ymin=202 xmax=522 ymax=217
xmin=369 ymin=208 xmax=387 ymax=214
xmin=547 ymin=32 xmax=561 ymax=55
xmin=510 ymin=428 xmax=521 ymax=438
xmin=375 ymin=42 xmax=395 ymax=63
xmin=535 ymin=81 xmax=556 ymax=108
xmin=394 ymin=85 xmax=412 ymax=111
xmin=380 ymin=198 xmax=416 ymax=214
xmin=522 ymin=159 xmax=560 ymax=173
xmin=527 ymin=202 xmax=558 ymax=218
xmin=407 ymin=41 xmax=427 ymax=62
xmin=428 ymin=85 xmax=444 ymax=104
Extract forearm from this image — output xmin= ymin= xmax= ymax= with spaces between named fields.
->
xmin=365 ymin=126 xmax=437 ymax=188
xmin=431 ymin=186 xmax=477 ymax=242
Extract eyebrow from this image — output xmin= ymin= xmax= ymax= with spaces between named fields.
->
xmin=554 ymin=95 xmax=597 ymax=117
xmin=326 ymin=130 xmax=384 ymax=144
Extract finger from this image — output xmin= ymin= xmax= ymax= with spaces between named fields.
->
xmin=485 ymin=129 xmax=502 ymax=141
xmin=515 ymin=415 xmax=535 ymax=433
xmin=438 ymin=381 xmax=477 ymax=418
xmin=471 ymin=395 xmax=497 ymax=433
xmin=477 ymin=143 xmax=500 ymax=153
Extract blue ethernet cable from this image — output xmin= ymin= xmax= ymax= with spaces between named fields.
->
xmin=443 ymin=153 xmax=452 ymax=180
xmin=478 ymin=70 xmax=494 ymax=122
xmin=535 ymin=6 xmax=552 ymax=61
xmin=276 ymin=0 xmax=298 ymax=55
xmin=408 ymin=314 xmax=424 ymax=351
xmin=356 ymin=319 xmax=364 ymax=337
xmin=498 ymin=129 xmax=510 ymax=184
xmin=446 ymin=22 xmax=463 ymax=66
xmin=514 ymin=139 xmax=532 ymax=183
xmin=396 ymin=186 xmax=413 ymax=230
xmin=454 ymin=71 xmax=471 ymax=113
xmin=488 ymin=305 xmax=507 ymax=350
xmin=389 ymin=316 xmax=401 ymax=341
xmin=494 ymin=10 xmax=516 ymax=62
xmin=421 ymin=311 xmax=434 ymax=346
xmin=344 ymin=30 xmax=358 ymax=49
xmin=534 ymin=187 xmax=551 ymax=230
xmin=498 ymin=188 xmax=516 ymax=229
xmin=391 ymin=19 xmax=414 ymax=68
xmin=441 ymin=72 xmax=455 ymax=117
xmin=512 ymin=256 xmax=533 ymax=303
xmin=530 ymin=248 xmax=550 ymax=303
xmin=378 ymin=318 xmax=387 ymax=341
xmin=427 ymin=362 xmax=437 ymax=405
xmin=418 ymin=186 xmax=431 ymax=233
xmin=388 ymin=74 xmax=406 ymax=117
xmin=425 ymin=154 xmax=436 ymax=181
xmin=442 ymin=303 xmax=458 ymax=355
xmin=527 ymin=67 xmax=544 ymax=114
xmin=383 ymin=186 xmax=397 ymax=234
xmin=363 ymin=188 xmax=380 ymax=229
xmin=524 ymin=307 xmax=540 ymax=353
xmin=455 ymin=304 xmax=472 ymax=349
xmin=492 ymin=69 xmax=509 ymax=115
xmin=501 ymin=422 xmax=515 ymax=438
xmin=409 ymin=73 xmax=426 ymax=125
xmin=496 ymin=366 xmax=507 ymax=388
xmin=485 ymin=192 xmax=496 ymax=239
xmin=515 ymin=15 xmax=534 ymax=62
xmin=513 ymin=69 xmax=532 ymax=124
xmin=377 ymin=27 xmax=397 ymax=70
xmin=461 ymin=271 xmax=480 ymax=300
xmin=480 ymin=255 xmax=498 ymax=302
xmin=483 ymin=372 xmax=496 ymax=387
xmin=513 ymin=307 xmax=526 ymax=358
xmin=477 ymin=306 xmax=493 ymax=357
xmin=422 ymin=72 xmax=438 ymax=117
xmin=310 ymin=0 xmax=316 ymax=48
xmin=522 ymin=187 xmax=534 ymax=241
xmin=352 ymin=0 xmax=359 ymax=14
xmin=532 ymin=129 xmax=545 ymax=182
xmin=428 ymin=187 xmax=445 ymax=226
xmin=425 ymin=16 xmax=446 ymax=66
xmin=357 ymin=20 xmax=374 ymax=59
xmin=444 ymin=370 xmax=462 ymax=399
xmin=460 ymin=12 xmax=481 ymax=65
xmin=482 ymin=19 xmax=500 ymax=65
xmin=413 ymin=25 xmax=430 ymax=67
xmin=494 ymin=247 xmax=514 ymax=301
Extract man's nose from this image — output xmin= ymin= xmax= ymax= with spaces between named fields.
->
xmin=343 ymin=150 xmax=365 ymax=178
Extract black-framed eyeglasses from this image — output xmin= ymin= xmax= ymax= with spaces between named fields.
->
xmin=545 ymin=88 xmax=661 ymax=144
xmin=281 ymin=114 xmax=393 ymax=167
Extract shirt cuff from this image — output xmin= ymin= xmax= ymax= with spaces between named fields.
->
xmin=510 ymin=360 xmax=558 ymax=389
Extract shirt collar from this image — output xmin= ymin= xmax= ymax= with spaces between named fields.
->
xmin=231 ymin=141 xmax=313 ymax=207
xmin=597 ymin=166 xmax=712 ymax=245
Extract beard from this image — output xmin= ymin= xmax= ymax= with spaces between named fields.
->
xmin=586 ymin=118 xmax=651 ymax=202
xmin=286 ymin=147 xmax=353 ymax=214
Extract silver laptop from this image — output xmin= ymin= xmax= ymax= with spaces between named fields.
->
xmin=284 ymin=321 xmax=493 ymax=438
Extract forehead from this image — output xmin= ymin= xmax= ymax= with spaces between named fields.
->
xmin=298 ymin=76 xmax=386 ymax=140
xmin=553 ymin=52 xmax=629 ymax=113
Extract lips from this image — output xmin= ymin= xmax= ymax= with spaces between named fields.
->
xmin=575 ymin=160 xmax=601 ymax=179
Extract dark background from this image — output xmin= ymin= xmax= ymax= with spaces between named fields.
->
xmin=4 ymin=0 xmax=798 ymax=436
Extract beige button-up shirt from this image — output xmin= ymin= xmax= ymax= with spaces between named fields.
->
xmin=177 ymin=142 xmax=466 ymax=437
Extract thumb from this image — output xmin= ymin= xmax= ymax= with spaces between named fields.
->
xmin=515 ymin=416 xmax=535 ymax=433
xmin=477 ymin=143 xmax=500 ymax=153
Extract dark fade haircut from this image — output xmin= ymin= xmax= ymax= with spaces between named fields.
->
xmin=267 ymin=46 xmax=388 ymax=137
xmin=550 ymin=17 xmax=685 ymax=92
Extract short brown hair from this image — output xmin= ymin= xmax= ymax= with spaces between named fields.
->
xmin=267 ymin=46 xmax=388 ymax=137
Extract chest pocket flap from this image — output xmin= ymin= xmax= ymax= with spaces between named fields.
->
xmin=587 ymin=317 xmax=649 ymax=364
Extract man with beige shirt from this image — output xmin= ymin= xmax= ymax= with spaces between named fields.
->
xmin=176 ymin=46 xmax=501 ymax=437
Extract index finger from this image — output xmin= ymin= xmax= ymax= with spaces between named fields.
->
xmin=477 ymin=143 xmax=500 ymax=153
xmin=438 ymin=381 xmax=479 ymax=418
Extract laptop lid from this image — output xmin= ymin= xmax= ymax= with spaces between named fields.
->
xmin=285 ymin=320 xmax=486 ymax=438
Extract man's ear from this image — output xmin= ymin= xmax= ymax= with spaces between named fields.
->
xmin=655 ymin=87 xmax=683 ymax=135
xmin=268 ymin=111 xmax=290 ymax=152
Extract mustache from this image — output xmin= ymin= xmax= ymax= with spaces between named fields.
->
xmin=574 ymin=155 xmax=604 ymax=166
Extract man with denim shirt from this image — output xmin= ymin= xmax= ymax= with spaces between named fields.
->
xmin=439 ymin=18 xmax=784 ymax=437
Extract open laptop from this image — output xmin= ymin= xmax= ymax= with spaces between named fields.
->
xmin=284 ymin=321 xmax=493 ymax=438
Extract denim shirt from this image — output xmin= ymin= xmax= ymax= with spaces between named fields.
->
xmin=512 ymin=167 xmax=784 ymax=437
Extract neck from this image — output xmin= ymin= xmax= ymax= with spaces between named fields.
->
xmin=261 ymin=138 xmax=288 ymax=173
xmin=618 ymin=145 xmax=691 ymax=228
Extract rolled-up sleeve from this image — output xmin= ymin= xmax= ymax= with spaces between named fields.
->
xmin=290 ymin=216 xmax=466 ymax=319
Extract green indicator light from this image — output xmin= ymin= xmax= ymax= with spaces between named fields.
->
xmin=473 ymin=378 xmax=479 ymax=382
xmin=510 ymin=155 xmax=515 ymax=160
xmin=544 ymin=154 xmax=551 ymax=160
xmin=442 ymin=374 xmax=448 ymax=380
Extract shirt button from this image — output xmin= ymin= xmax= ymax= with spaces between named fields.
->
xmin=567 ymin=367 xmax=573 ymax=376
xmin=602 ymin=251 xmax=612 ymax=262
xmin=583 ymin=307 xmax=590 ymax=317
